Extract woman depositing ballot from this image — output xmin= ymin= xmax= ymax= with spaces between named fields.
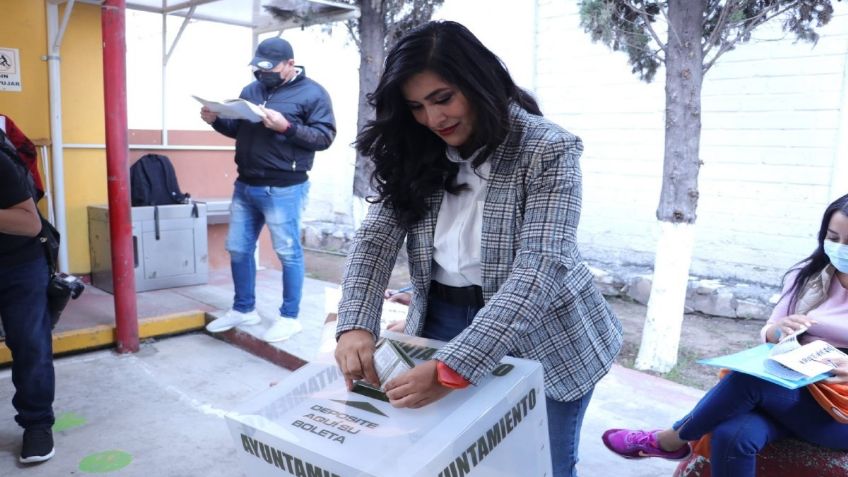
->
xmin=334 ymin=20 xmax=622 ymax=477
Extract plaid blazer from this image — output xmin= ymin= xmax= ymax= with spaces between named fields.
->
xmin=337 ymin=104 xmax=622 ymax=401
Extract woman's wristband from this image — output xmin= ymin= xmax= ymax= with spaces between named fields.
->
xmin=436 ymin=361 xmax=470 ymax=389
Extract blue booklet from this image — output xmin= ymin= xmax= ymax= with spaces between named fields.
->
xmin=699 ymin=343 xmax=833 ymax=390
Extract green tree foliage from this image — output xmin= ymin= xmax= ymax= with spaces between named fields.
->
xmin=340 ymin=0 xmax=445 ymax=51
xmin=580 ymin=1 xmax=838 ymax=82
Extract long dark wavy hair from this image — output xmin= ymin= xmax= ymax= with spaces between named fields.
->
xmin=783 ymin=193 xmax=848 ymax=312
xmin=356 ymin=20 xmax=541 ymax=227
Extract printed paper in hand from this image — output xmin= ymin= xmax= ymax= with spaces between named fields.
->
xmin=193 ymin=95 xmax=266 ymax=123
xmin=700 ymin=329 xmax=846 ymax=389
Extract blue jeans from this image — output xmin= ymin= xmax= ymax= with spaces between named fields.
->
xmin=423 ymin=296 xmax=594 ymax=477
xmin=227 ymin=180 xmax=308 ymax=318
xmin=673 ymin=372 xmax=848 ymax=477
xmin=0 ymin=254 xmax=55 ymax=430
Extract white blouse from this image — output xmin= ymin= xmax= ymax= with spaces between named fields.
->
xmin=431 ymin=146 xmax=489 ymax=287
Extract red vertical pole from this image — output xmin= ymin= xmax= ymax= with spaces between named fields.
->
xmin=102 ymin=0 xmax=139 ymax=353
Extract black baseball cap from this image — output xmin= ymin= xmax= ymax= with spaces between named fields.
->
xmin=249 ymin=38 xmax=294 ymax=70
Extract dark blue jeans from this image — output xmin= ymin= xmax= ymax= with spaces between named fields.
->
xmin=227 ymin=180 xmax=308 ymax=318
xmin=0 ymin=254 xmax=55 ymax=430
xmin=673 ymin=372 xmax=848 ymax=477
xmin=424 ymin=295 xmax=593 ymax=477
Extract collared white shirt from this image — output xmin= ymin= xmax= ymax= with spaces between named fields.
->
xmin=432 ymin=146 xmax=490 ymax=287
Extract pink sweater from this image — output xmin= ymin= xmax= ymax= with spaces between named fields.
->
xmin=766 ymin=274 xmax=848 ymax=348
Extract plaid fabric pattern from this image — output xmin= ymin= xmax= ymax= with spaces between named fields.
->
xmin=337 ymin=104 xmax=623 ymax=402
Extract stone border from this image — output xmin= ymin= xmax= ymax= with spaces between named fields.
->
xmin=588 ymin=263 xmax=781 ymax=321
xmin=302 ymin=221 xmax=781 ymax=321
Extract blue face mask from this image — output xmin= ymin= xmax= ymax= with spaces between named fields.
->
xmin=823 ymin=240 xmax=848 ymax=273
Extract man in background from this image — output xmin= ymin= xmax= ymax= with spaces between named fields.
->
xmin=201 ymin=37 xmax=336 ymax=342
xmin=0 ymin=129 xmax=55 ymax=464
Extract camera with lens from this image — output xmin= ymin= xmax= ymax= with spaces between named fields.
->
xmin=47 ymin=272 xmax=85 ymax=328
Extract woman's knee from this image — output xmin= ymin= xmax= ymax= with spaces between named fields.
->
xmin=711 ymin=417 xmax=767 ymax=459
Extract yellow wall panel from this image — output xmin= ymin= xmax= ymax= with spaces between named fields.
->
xmin=60 ymin=3 xmax=105 ymax=144
xmin=57 ymin=4 xmax=109 ymax=273
xmin=0 ymin=1 xmax=108 ymax=273
xmin=0 ymin=0 xmax=50 ymax=137
xmin=0 ymin=2 xmax=227 ymax=276
xmin=64 ymin=149 xmax=108 ymax=272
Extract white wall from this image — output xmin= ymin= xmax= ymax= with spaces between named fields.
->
xmin=125 ymin=10 xmax=358 ymax=224
xmin=124 ymin=1 xmax=848 ymax=286
xmin=536 ymin=0 xmax=848 ymax=284
xmin=125 ymin=1 xmax=537 ymax=228
xmin=126 ymin=10 xmax=254 ymax=130
xmin=265 ymin=26 xmax=359 ymax=225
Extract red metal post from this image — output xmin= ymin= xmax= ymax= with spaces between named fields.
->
xmin=101 ymin=0 xmax=139 ymax=353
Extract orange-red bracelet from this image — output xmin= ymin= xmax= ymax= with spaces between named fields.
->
xmin=436 ymin=361 xmax=470 ymax=389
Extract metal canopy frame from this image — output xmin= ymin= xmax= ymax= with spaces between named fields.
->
xmin=40 ymin=0 xmax=359 ymax=352
xmin=125 ymin=0 xmax=359 ymax=31
xmin=42 ymin=0 xmax=359 ymax=271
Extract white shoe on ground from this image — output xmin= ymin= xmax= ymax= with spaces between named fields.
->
xmin=206 ymin=309 xmax=261 ymax=333
xmin=262 ymin=317 xmax=303 ymax=343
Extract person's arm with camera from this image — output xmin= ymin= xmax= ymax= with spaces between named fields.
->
xmin=0 ymin=146 xmax=84 ymax=330
xmin=0 ymin=195 xmax=41 ymax=237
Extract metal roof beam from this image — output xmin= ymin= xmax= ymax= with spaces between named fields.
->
xmin=164 ymin=4 xmax=195 ymax=65
xmin=303 ymin=0 xmax=358 ymax=11
xmin=125 ymin=0 xmax=361 ymax=30
xmin=253 ymin=7 xmax=359 ymax=34
xmin=126 ymin=3 xmax=256 ymax=27
xmin=169 ymin=11 xmax=256 ymax=27
xmin=48 ymin=0 xmax=102 ymax=5
xmin=162 ymin=0 xmax=221 ymax=14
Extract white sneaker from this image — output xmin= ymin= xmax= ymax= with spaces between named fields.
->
xmin=262 ymin=317 xmax=303 ymax=343
xmin=206 ymin=309 xmax=261 ymax=333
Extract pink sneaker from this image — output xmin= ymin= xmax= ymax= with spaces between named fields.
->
xmin=602 ymin=429 xmax=691 ymax=460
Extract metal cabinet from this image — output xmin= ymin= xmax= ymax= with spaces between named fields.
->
xmin=88 ymin=203 xmax=208 ymax=293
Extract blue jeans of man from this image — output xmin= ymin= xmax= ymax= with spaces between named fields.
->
xmin=0 ymin=254 xmax=55 ymax=430
xmin=673 ymin=372 xmax=848 ymax=477
xmin=227 ymin=180 xmax=308 ymax=318
xmin=424 ymin=296 xmax=594 ymax=477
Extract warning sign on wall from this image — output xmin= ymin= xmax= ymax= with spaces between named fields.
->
xmin=0 ymin=48 xmax=22 ymax=92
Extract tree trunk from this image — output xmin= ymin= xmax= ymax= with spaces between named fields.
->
xmin=352 ymin=1 xmax=384 ymax=202
xmin=635 ymin=0 xmax=705 ymax=373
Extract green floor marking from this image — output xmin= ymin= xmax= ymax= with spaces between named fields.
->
xmin=53 ymin=412 xmax=87 ymax=432
xmin=79 ymin=450 xmax=132 ymax=473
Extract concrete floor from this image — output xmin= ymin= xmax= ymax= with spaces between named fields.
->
xmin=0 ymin=334 xmax=288 ymax=476
xmin=0 ymin=264 xmax=706 ymax=476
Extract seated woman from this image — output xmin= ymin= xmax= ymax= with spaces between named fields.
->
xmin=602 ymin=193 xmax=848 ymax=477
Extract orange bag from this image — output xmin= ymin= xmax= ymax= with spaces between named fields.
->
xmin=807 ymin=382 xmax=848 ymax=424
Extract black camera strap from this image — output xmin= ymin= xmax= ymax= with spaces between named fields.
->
xmin=38 ymin=215 xmax=59 ymax=276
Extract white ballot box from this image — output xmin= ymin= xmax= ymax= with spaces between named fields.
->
xmin=225 ymin=331 xmax=552 ymax=477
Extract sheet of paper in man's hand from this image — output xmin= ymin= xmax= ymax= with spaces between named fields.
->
xmin=193 ymin=95 xmax=266 ymax=123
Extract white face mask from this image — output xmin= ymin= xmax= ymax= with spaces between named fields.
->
xmin=823 ymin=240 xmax=848 ymax=273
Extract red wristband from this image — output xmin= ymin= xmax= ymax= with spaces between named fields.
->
xmin=436 ymin=361 xmax=470 ymax=389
